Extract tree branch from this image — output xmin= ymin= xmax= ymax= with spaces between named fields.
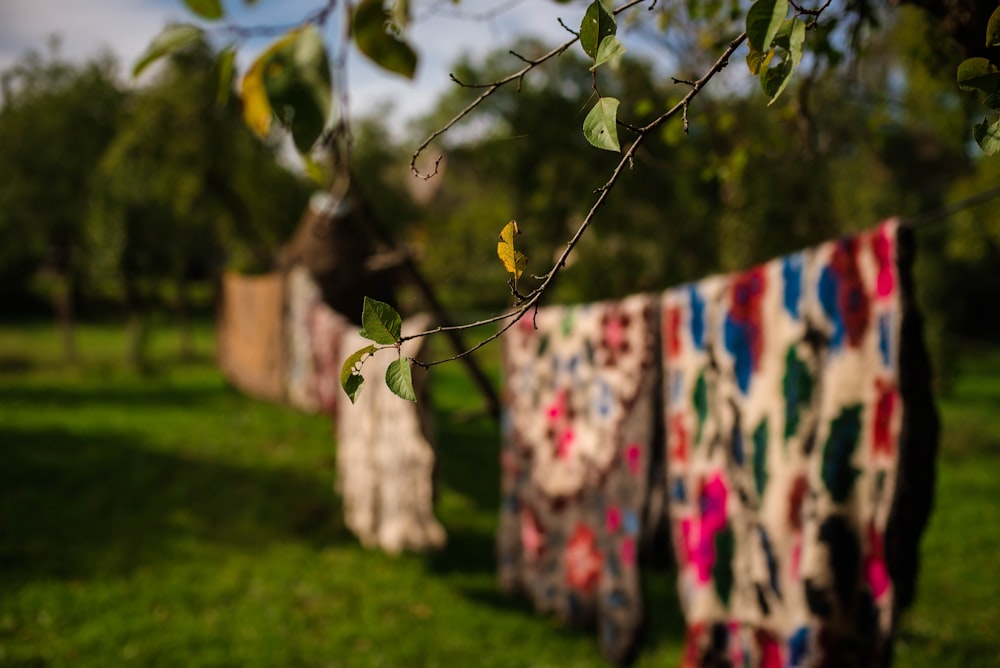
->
xmin=410 ymin=0 xmax=649 ymax=179
xmin=219 ymin=0 xmax=338 ymax=41
xmin=399 ymin=31 xmax=749 ymax=368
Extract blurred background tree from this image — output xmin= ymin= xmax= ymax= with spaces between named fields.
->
xmin=1 ymin=0 xmax=998 ymax=383
xmin=0 ymin=42 xmax=123 ymax=362
xmin=0 ymin=38 xmax=311 ymax=367
xmin=86 ymin=38 xmax=310 ymax=366
xmin=356 ymin=4 xmax=998 ymax=386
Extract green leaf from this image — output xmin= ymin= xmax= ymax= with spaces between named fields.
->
xmin=261 ymin=25 xmax=333 ymax=153
xmin=987 ymin=4 xmax=1000 ymax=47
xmin=391 ymin=0 xmax=411 ymax=30
xmin=746 ymin=0 xmax=788 ymax=53
xmin=359 ymin=297 xmax=402 ymax=345
xmin=591 ymin=35 xmax=626 ymax=71
xmin=772 ymin=18 xmax=793 ymax=49
xmin=761 ymin=54 xmax=794 ymax=103
xmin=745 ymin=45 xmax=774 ymax=75
xmin=580 ymin=0 xmax=617 ymax=59
xmin=957 ymin=57 xmax=1000 ymax=94
xmin=240 ymin=30 xmax=300 ymax=138
xmin=340 ymin=344 xmax=377 ymax=387
xmin=761 ymin=19 xmax=804 ymax=105
xmin=385 ymin=358 xmax=417 ymax=402
xmin=985 ymin=92 xmax=1000 ymax=111
xmin=974 ymin=117 xmax=1000 ymax=155
xmin=215 ymin=46 xmax=237 ymax=108
xmin=183 ymin=0 xmax=224 ymax=20
xmin=340 ymin=344 xmax=376 ymax=404
xmin=354 ymin=0 xmax=418 ymax=79
xmin=132 ymin=24 xmax=203 ymax=78
xmin=787 ymin=17 xmax=806 ymax=68
xmin=344 ymin=373 xmax=365 ymax=403
xmin=583 ymin=97 xmax=621 ymax=152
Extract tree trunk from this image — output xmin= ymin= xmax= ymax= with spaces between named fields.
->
xmin=53 ymin=271 xmax=77 ymax=364
xmin=175 ymin=276 xmax=195 ymax=360
xmin=123 ymin=275 xmax=148 ymax=371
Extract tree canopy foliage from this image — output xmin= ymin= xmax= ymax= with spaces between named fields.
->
xmin=0 ymin=39 xmax=311 ymax=362
xmin=0 ymin=48 xmax=122 ymax=303
xmin=4 ymin=0 xmax=1000 ymax=393
xmin=337 ymin=3 xmax=1000 ymax=394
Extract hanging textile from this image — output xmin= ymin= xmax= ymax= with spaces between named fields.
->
xmin=284 ymin=265 xmax=349 ymax=416
xmin=662 ymin=220 xmax=938 ymax=666
xmin=216 ymin=271 xmax=286 ymax=403
xmin=309 ymin=300 xmax=349 ymax=417
xmin=285 ymin=265 xmax=323 ymax=413
xmin=335 ymin=314 xmax=447 ymax=553
xmin=498 ymin=294 xmax=659 ymax=665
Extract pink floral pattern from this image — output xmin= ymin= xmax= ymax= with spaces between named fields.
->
xmin=665 ymin=221 xmax=935 ymax=667
xmin=498 ymin=294 xmax=658 ymax=665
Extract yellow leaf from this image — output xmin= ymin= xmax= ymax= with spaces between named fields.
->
xmin=240 ymin=56 xmax=272 ymax=137
xmin=497 ymin=220 xmax=527 ymax=279
xmin=239 ymin=29 xmax=301 ymax=139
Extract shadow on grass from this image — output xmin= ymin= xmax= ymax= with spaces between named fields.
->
xmin=426 ymin=406 xmax=501 ymax=579
xmin=0 ymin=354 xmax=35 ymax=374
xmin=426 ymin=525 xmax=497 ymax=577
xmin=0 ymin=381 xmax=228 ymax=411
xmin=434 ymin=411 xmax=501 ymax=513
xmin=0 ymin=425 xmax=345 ymax=585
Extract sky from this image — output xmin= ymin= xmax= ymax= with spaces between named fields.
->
xmin=0 ymin=0 xmax=589 ymax=120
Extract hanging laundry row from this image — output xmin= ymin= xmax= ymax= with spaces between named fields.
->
xmin=283 ymin=266 xmax=447 ymax=554
xmin=498 ymin=220 xmax=939 ymax=666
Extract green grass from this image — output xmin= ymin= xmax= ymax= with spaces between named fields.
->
xmin=0 ymin=320 xmax=997 ymax=666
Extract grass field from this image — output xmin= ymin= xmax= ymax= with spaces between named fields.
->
xmin=0 ymin=319 xmax=997 ymax=667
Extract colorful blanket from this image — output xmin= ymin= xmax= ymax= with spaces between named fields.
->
xmin=662 ymin=220 xmax=937 ymax=666
xmin=498 ymin=294 xmax=659 ymax=665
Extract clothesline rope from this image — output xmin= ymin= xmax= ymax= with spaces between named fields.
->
xmin=907 ymin=184 xmax=1000 ymax=229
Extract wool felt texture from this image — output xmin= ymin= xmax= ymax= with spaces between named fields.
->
xmin=336 ymin=315 xmax=447 ymax=554
xmin=498 ymin=294 xmax=660 ymax=666
xmin=662 ymin=220 xmax=937 ymax=667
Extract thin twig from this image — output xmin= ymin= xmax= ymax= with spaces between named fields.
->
xmin=558 ymin=18 xmax=580 ymax=37
xmin=398 ymin=307 xmax=526 ymax=342
xmin=219 ymin=0 xmax=337 ymax=39
xmin=509 ymin=50 xmax=534 ymax=65
xmin=412 ymin=313 xmax=524 ymax=368
xmin=790 ymin=0 xmax=832 ymax=16
xmin=410 ymin=0 xmax=649 ymax=179
xmin=400 ymin=32 xmax=749 ymax=368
